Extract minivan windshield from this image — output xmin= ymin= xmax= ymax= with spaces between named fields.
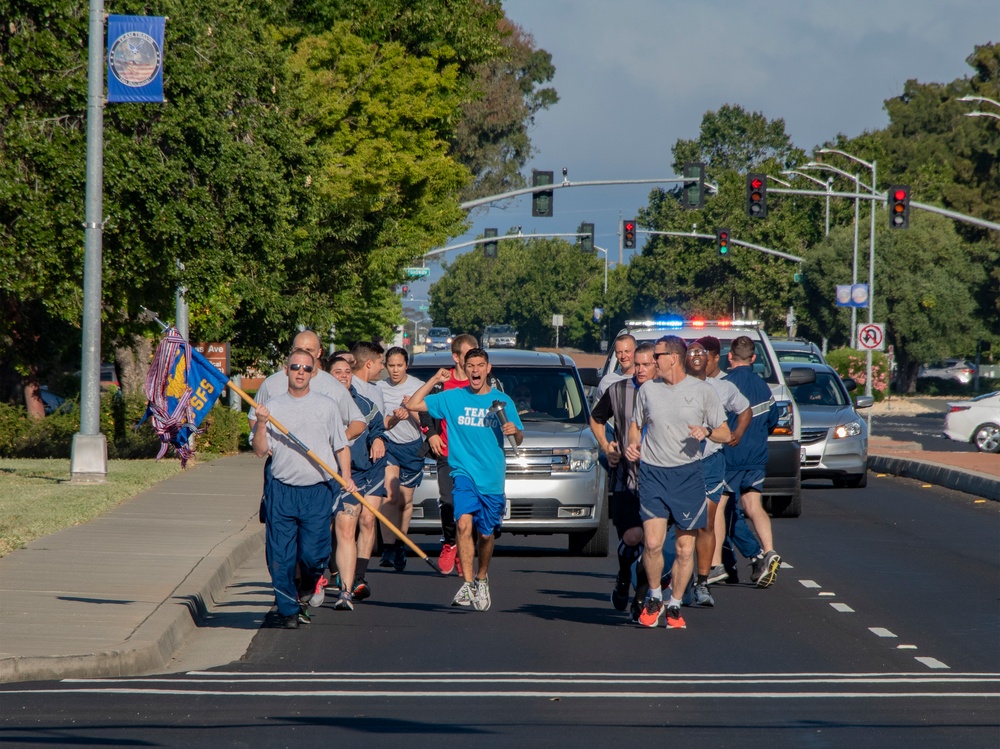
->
xmin=428 ymin=328 xmax=450 ymax=337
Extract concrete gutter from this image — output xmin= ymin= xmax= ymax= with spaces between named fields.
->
xmin=868 ymin=455 xmax=1000 ymax=502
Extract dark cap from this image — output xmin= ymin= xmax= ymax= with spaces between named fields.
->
xmin=696 ymin=335 xmax=721 ymax=355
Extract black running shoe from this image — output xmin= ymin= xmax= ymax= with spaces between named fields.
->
xmin=379 ymin=547 xmax=394 ymax=568
xmin=353 ymin=579 xmax=372 ymax=601
xmin=281 ymin=613 xmax=300 ymax=629
xmin=611 ymin=578 xmax=630 ymax=612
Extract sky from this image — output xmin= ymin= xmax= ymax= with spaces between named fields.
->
xmin=404 ymin=0 xmax=996 ymax=315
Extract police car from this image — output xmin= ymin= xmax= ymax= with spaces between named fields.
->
xmin=588 ymin=318 xmax=814 ymax=518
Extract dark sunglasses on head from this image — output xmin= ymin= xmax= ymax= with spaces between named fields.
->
xmin=288 ymin=363 xmax=314 ymax=373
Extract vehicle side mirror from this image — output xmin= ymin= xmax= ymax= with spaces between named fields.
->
xmin=785 ymin=367 xmax=816 ymax=386
xmin=854 ymin=395 xmax=875 ymax=409
xmin=842 ymin=377 xmax=857 ymax=392
xmin=577 ymin=368 xmax=601 ymax=387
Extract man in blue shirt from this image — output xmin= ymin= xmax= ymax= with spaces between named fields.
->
xmin=407 ymin=348 xmax=523 ymax=611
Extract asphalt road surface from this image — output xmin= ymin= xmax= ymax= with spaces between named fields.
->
xmin=872 ymin=411 xmax=977 ymax=452
xmin=2 ymin=476 xmax=998 ymax=748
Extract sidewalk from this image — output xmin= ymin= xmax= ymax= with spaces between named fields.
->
xmin=0 ymin=453 xmax=265 ymax=683
xmin=1 ymin=443 xmax=997 ymax=684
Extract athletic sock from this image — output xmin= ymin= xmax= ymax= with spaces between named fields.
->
xmin=648 ymin=586 xmax=662 ymax=600
xmin=668 ymin=596 xmax=682 ymax=609
xmin=355 ymin=557 xmax=369 ymax=581
xmin=697 ymin=574 xmax=708 ymax=585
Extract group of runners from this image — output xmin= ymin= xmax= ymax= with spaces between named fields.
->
xmin=249 ymin=330 xmax=521 ymax=628
xmin=248 ymin=326 xmax=780 ymax=631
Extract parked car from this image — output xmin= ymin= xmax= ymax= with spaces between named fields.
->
xmin=101 ymin=362 xmax=120 ymax=390
xmin=944 ymin=391 xmax=1000 ymax=453
xmin=769 ymin=337 xmax=826 ymax=365
xmin=483 ymin=324 xmax=517 ymax=349
xmin=407 ymin=350 xmax=608 ymax=556
xmin=919 ymin=359 xmax=977 ymax=384
xmin=782 ymin=362 xmax=873 ymax=487
xmin=587 ymin=317 xmax=814 ymax=517
xmin=424 ymin=327 xmax=453 ymax=351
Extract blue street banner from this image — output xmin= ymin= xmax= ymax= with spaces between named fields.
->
xmin=141 ymin=328 xmax=230 ymax=465
xmin=107 ymin=15 xmax=165 ymax=103
xmin=835 ymin=283 xmax=869 ymax=308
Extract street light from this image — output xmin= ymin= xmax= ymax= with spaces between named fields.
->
xmin=958 ymin=94 xmax=1000 ymax=108
xmin=594 ymin=245 xmax=609 ymax=295
xmin=783 ymin=170 xmax=835 ymax=236
xmin=818 ymin=148 xmax=878 ymax=399
xmin=958 ymin=96 xmax=1000 ymax=121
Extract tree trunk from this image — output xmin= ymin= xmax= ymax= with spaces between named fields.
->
xmin=895 ymin=358 xmax=921 ymax=394
xmin=116 ymin=335 xmax=152 ymax=398
xmin=23 ymin=366 xmax=45 ymax=420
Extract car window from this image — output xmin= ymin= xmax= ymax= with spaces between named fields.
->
xmin=428 ymin=328 xmax=450 ymax=337
xmin=790 ymin=372 xmax=848 ymax=407
xmin=408 ymin=366 xmax=587 ymax=424
xmin=776 ymin=351 xmax=823 ymax=364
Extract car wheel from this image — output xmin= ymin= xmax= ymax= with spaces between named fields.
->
xmin=973 ymin=423 xmax=1000 ymax=454
xmin=766 ymin=492 xmax=801 ymax=518
xmin=568 ymin=512 xmax=609 ymax=556
xmin=841 ymin=472 xmax=868 ymax=488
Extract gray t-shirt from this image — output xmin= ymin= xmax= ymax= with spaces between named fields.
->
xmin=264 ymin=390 xmax=348 ymax=486
xmin=595 ymin=371 xmax=629 ymax=402
xmin=250 ymin=369 xmax=363 ymax=428
xmin=351 ymin=377 xmax=386 ymax=418
xmin=633 ymin=375 xmax=726 ymax=468
xmin=702 ymin=374 xmax=750 ymax=457
xmin=378 ymin=375 xmax=425 ymax=444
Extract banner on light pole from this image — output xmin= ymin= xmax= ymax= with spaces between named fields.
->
xmin=107 ymin=15 xmax=165 ymax=103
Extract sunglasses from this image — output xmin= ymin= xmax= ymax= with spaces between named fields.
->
xmin=288 ymin=363 xmax=315 ymax=373
xmin=653 ymin=352 xmax=678 ymax=360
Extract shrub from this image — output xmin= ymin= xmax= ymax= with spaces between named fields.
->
xmin=825 ymin=348 xmax=890 ymax=402
xmin=195 ymin=403 xmax=249 ymax=456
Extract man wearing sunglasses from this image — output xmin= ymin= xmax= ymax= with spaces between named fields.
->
xmin=625 ymin=335 xmax=730 ymax=630
xmin=253 ymin=349 xmax=356 ymax=629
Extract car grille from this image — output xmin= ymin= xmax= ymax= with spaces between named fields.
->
xmin=416 ymin=498 xmax=564 ymax=521
xmin=423 ymin=448 xmax=569 ymax=478
xmin=800 ymin=427 xmax=828 ymax=445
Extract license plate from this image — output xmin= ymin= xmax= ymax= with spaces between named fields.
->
xmin=503 ymin=500 xmax=511 ymax=520
xmin=800 ymin=448 xmax=807 ymax=463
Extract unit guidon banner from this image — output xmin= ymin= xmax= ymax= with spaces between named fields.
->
xmin=107 ymin=15 xmax=165 ymax=103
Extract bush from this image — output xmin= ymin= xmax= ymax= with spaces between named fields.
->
xmin=195 ymin=403 xmax=250 ymax=456
xmin=825 ymin=348 xmax=890 ymax=402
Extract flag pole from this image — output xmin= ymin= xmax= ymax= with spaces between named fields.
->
xmin=142 ymin=310 xmax=440 ymax=572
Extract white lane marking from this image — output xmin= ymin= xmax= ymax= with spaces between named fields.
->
xmin=831 ymin=603 xmax=855 ymax=613
xmin=869 ymin=628 xmax=898 ymax=638
xmin=180 ymin=670 xmax=992 ymax=678
xmin=916 ymin=657 xmax=950 ymax=670
xmin=819 ymin=592 xmax=836 ymax=597
xmin=6 ymin=689 xmax=995 ymax=699
xmin=799 ymin=580 xmax=822 ymax=588
xmin=898 ymin=645 xmax=918 ymax=650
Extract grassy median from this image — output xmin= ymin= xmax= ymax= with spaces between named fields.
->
xmin=0 ymin=458 xmax=183 ymax=557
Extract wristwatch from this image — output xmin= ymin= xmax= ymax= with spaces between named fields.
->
xmin=705 ymin=426 xmax=713 ymax=439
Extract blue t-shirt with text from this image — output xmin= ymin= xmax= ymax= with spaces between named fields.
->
xmin=425 ymin=388 xmax=523 ymax=495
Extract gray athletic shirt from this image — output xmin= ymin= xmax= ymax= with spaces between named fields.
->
xmin=249 ymin=369 xmax=363 ymax=428
xmin=378 ymin=375 xmax=425 ymax=444
xmin=264 ymin=391 xmax=348 ymax=486
xmin=633 ymin=375 xmax=726 ymax=468
xmin=702 ymin=374 xmax=750 ymax=457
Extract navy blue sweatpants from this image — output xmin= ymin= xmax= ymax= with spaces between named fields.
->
xmin=265 ymin=478 xmax=334 ymax=616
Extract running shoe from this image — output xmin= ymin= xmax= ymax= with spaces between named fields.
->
xmin=452 ymin=581 xmax=474 ymax=607
xmin=473 ymin=576 xmax=491 ymax=611
xmin=438 ymin=543 xmax=457 ymax=575
xmin=692 ymin=583 xmax=715 ymax=607
xmin=308 ymin=574 xmax=329 ymax=608
xmin=379 ymin=547 xmax=394 ymax=568
xmin=706 ymin=564 xmax=729 ymax=585
xmin=629 ymin=597 xmax=643 ymax=624
xmin=637 ymin=597 xmax=664 ymax=628
xmin=680 ymin=582 xmax=694 ymax=607
xmin=281 ymin=613 xmax=300 ymax=629
xmin=611 ymin=578 xmax=630 ymax=612
xmin=331 ymin=572 xmax=343 ymax=591
xmin=665 ymin=604 xmax=687 ymax=629
xmin=297 ymin=606 xmax=311 ymax=625
xmin=334 ymin=591 xmax=355 ymax=611
xmin=353 ymin=578 xmax=372 ymax=600
xmin=393 ymin=545 xmax=407 ymax=572
xmin=754 ymin=550 xmax=781 ymax=588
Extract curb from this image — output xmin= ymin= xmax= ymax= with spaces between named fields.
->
xmin=0 ymin=518 xmax=264 ymax=684
xmin=868 ymin=455 xmax=1000 ymax=502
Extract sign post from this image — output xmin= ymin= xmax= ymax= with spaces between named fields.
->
xmin=552 ymin=314 xmax=563 ymax=348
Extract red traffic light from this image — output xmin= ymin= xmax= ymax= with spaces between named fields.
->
xmin=750 ymin=178 xmax=763 ymax=190
xmin=894 ymin=189 xmax=907 ymax=201
xmin=402 ymin=285 xmax=409 ymax=295
xmin=625 ymin=222 xmax=634 ymax=231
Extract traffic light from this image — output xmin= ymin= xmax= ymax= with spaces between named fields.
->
xmin=483 ymin=227 xmax=498 ymax=258
xmin=579 ymin=222 xmax=595 ymax=253
xmin=623 ymin=220 xmax=636 ymax=249
xmin=682 ymin=162 xmax=705 ymax=209
xmin=715 ymin=227 xmax=731 ymax=256
xmin=746 ymin=173 xmax=768 ymax=218
xmin=888 ymin=185 xmax=910 ymax=229
xmin=531 ymin=170 xmax=554 ymax=217
xmin=401 ymin=284 xmax=409 ymax=296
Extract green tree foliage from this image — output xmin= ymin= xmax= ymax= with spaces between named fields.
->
xmin=428 ymin=235 xmax=604 ymax=348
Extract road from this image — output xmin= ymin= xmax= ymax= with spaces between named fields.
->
xmin=1 ymin=476 xmax=997 ymax=747
xmin=872 ymin=409 xmax=977 ymax=452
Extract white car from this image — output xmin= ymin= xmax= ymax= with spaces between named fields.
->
xmin=944 ymin=391 xmax=1000 ymax=453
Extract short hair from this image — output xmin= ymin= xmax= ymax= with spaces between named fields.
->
xmin=634 ymin=342 xmax=656 ymax=357
xmin=730 ymin=335 xmax=756 ymax=361
xmin=614 ymin=334 xmax=636 ymax=348
xmin=350 ymin=340 xmax=384 ymax=371
xmin=329 ymin=355 xmax=351 ymax=368
xmin=655 ymin=335 xmax=687 ymax=357
xmin=696 ymin=336 xmax=721 ymax=355
xmin=464 ymin=347 xmax=489 ymax=364
xmin=287 ymin=348 xmax=316 ymax=366
xmin=452 ymin=333 xmax=478 ymax=354
xmin=385 ymin=346 xmax=409 ymax=365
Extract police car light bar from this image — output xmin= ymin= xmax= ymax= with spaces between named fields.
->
xmin=624 ymin=319 xmax=762 ymax=330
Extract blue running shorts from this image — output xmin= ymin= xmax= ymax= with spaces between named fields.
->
xmin=638 ymin=461 xmax=708 ymax=531
xmin=385 ymin=437 xmax=425 ymax=489
xmin=725 ymin=466 xmax=766 ymax=497
xmin=451 ymin=474 xmax=506 ymax=536
xmin=702 ymin=451 xmax=726 ymax=504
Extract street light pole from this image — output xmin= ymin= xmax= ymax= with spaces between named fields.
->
xmin=595 ymin=246 xmax=609 ymax=295
xmin=783 ymin=170 xmax=834 ymax=236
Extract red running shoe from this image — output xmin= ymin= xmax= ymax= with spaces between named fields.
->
xmin=438 ymin=543 xmax=457 ymax=575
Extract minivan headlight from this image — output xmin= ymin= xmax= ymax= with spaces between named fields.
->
xmin=833 ymin=420 xmax=862 ymax=439
xmin=553 ymin=448 xmax=597 ymax=472
xmin=771 ymin=400 xmax=794 ymax=436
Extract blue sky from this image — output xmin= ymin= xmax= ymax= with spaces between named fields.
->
xmin=405 ymin=1 xmax=995 ymax=311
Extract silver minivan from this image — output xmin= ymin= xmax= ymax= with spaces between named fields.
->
xmin=406 ymin=350 xmax=609 ymax=556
